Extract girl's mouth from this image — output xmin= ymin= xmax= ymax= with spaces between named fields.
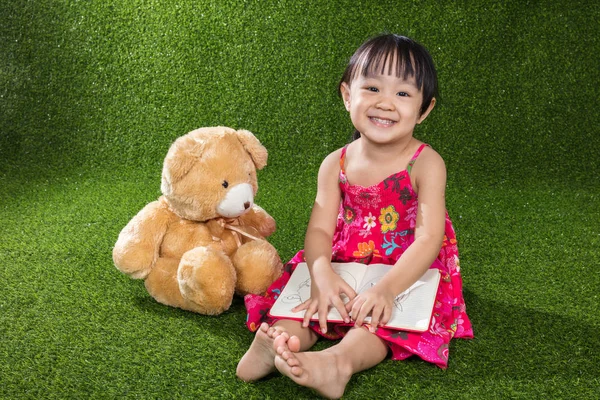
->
xmin=369 ymin=117 xmax=396 ymax=126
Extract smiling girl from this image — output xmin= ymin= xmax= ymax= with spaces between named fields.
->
xmin=237 ymin=34 xmax=473 ymax=398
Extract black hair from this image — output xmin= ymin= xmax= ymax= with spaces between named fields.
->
xmin=339 ymin=34 xmax=439 ymax=140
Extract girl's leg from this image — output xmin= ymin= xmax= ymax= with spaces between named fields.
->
xmin=273 ymin=327 xmax=388 ymax=399
xmin=236 ymin=319 xmax=318 ymax=382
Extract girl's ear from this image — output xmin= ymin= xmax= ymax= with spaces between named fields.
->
xmin=340 ymin=82 xmax=351 ymax=111
xmin=417 ymin=97 xmax=436 ymax=124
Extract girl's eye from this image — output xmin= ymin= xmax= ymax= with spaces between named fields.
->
xmin=222 ymin=180 xmax=229 ymax=188
xmin=397 ymin=92 xmax=409 ymax=97
xmin=367 ymin=87 xmax=379 ymax=92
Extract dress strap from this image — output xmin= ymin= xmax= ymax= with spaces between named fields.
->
xmin=407 ymin=143 xmax=429 ymax=175
xmin=339 ymin=145 xmax=348 ymax=172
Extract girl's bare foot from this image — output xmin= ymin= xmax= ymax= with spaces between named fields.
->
xmin=273 ymin=334 xmax=352 ymax=399
xmin=236 ymin=322 xmax=288 ymax=381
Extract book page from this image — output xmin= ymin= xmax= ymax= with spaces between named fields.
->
xmin=267 ymin=263 xmax=311 ymax=320
xmin=345 ymin=264 xmax=439 ymax=331
xmin=368 ymin=268 xmax=440 ymax=331
xmin=268 ymin=262 xmax=368 ymax=322
xmin=355 ymin=264 xmax=392 ymax=294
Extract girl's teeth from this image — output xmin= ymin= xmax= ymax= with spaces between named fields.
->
xmin=372 ymin=117 xmax=393 ymax=125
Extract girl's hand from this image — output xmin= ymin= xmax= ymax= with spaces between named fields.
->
xmin=345 ymin=285 xmax=394 ymax=332
xmin=292 ymin=265 xmax=357 ymax=333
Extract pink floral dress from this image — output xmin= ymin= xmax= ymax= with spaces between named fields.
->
xmin=244 ymin=144 xmax=473 ymax=368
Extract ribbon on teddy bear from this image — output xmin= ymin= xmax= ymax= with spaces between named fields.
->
xmin=213 ymin=218 xmax=263 ymax=248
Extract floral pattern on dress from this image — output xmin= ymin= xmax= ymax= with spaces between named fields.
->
xmin=347 ymin=184 xmax=382 ymax=208
xmin=244 ymin=143 xmax=473 ymax=369
xmin=379 ymin=206 xmax=400 ymax=233
xmin=352 ymin=240 xmax=380 ymax=259
xmin=359 ymin=212 xmax=377 ymax=238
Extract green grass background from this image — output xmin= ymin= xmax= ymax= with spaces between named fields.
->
xmin=1 ymin=0 xmax=598 ymax=398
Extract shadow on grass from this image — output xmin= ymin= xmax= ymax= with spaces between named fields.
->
xmin=130 ymin=290 xmax=249 ymax=332
xmin=457 ymin=289 xmax=598 ymax=381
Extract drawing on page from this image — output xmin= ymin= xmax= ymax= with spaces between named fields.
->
xmin=280 ymin=270 xmax=359 ymax=305
xmin=358 ymin=279 xmax=416 ymax=313
xmin=280 ymin=277 xmax=311 ymax=304
xmin=393 ymin=288 xmax=411 ymax=312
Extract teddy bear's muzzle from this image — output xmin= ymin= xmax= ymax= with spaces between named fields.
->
xmin=216 ymin=183 xmax=254 ymax=218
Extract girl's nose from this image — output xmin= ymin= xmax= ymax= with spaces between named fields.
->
xmin=376 ymin=97 xmax=394 ymax=110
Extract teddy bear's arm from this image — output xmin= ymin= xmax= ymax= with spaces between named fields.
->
xmin=240 ymin=204 xmax=277 ymax=238
xmin=113 ymin=200 xmax=174 ymax=279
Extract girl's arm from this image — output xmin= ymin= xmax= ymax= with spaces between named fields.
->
xmin=293 ymin=149 xmax=357 ymax=333
xmin=347 ymin=147 xmax=447 ymax=330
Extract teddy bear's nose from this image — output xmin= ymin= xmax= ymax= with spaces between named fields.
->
xmin=244 ymin=202 xmax=251 ymax=209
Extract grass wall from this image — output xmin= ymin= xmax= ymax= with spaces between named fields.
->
xmin=1 ymin=1 xmax=598 ymax=398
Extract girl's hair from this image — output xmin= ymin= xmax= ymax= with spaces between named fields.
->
xmin=339 ymin=34 xmax=439 ymax=140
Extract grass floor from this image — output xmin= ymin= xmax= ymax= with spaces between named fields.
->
xmin=1 ymin=1 xmax=599 ymax=399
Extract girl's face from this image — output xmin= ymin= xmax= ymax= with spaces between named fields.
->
xmin=340 ymin=61 xmax=435 ymax=147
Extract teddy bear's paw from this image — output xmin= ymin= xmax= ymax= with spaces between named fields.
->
xmin=232 ymin=240 xmax=283 ymax=296
xmin=113 ymin=241 xmax=155 ymax=279
xmin=241 ymin=205 xmax=277 ymax=237
xmin=178 ymin=247 xmax=237 ymax=315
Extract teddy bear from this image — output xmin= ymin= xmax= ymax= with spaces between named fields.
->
xmin=113 ymin=126 xmax=283 ymax=315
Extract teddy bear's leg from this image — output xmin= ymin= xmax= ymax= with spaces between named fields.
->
xmin=144 ymin=257 xmax=188 ymax=309
xmin=177 ymin=247 xmax=237 ymax=315
xmin=232 ymin=240 xmax=282 ymax=296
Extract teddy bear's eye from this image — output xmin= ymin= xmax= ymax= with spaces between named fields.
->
xmin=222 ymin=180 xmax=229 ymax=189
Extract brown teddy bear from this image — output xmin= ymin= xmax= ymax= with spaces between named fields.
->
xmin=113 ymin=126 xmax=283 ymax=315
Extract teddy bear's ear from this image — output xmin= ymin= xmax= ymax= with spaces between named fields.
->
xmin=235 ymin=129 xmax=268 ymax=170
xmin=161 ymin=134 xmax=205 ymax=192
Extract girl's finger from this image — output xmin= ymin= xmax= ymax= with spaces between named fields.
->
xmin=331 ymin=295 xmax=351 ymax=324
xmin=340 ymin=281 xmax=358 ymax=301
xmin=351 ymin=297 xmax=367 ymax=327
xmin=292 ymin=299 xmax=311 ymax=313
xmin=302 ymin=301 xmax=318 ymax=327
xmin=380 ymin=306 xmax=393 ymax=327
xmin=344 ymin=297 xmax=357 ymax=312
xmin=317 ymin=303 xmax=329 ymax=333
xmin=368 ymin=304 xmax=384 ymax=333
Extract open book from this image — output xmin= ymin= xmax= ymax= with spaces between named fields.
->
xmin=268 ymin=262 xmax=440 ymax=332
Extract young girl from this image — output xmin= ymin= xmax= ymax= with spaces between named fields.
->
xmin=237 ymin=34 xmax=473 ymax=398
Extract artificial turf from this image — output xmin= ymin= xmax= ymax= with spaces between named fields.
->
xmin=1 ymin=1 xmax=598 ymax=398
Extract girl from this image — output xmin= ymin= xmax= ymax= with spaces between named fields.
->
xmin=237 ymin=34 xmax=473 ymax=398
